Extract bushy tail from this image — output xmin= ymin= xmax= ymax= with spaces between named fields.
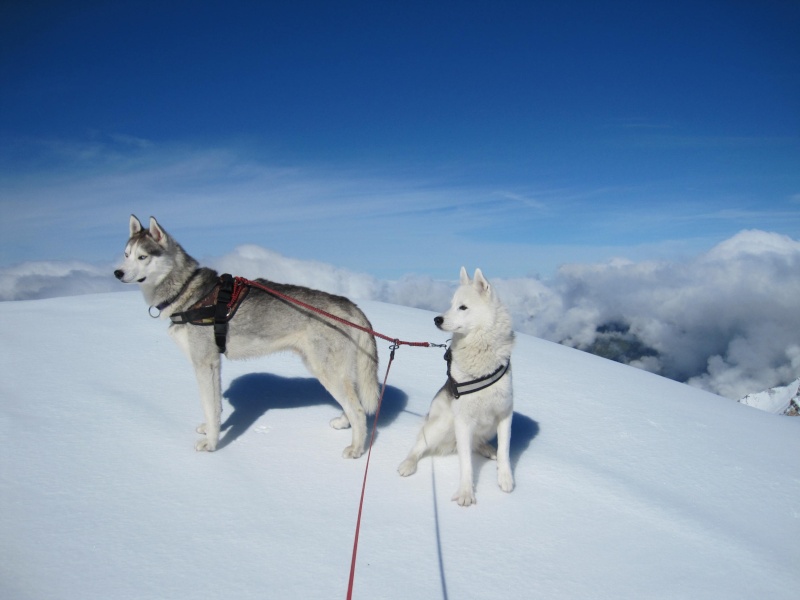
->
xmin=356 ymin=320 xmax=381 ymax=415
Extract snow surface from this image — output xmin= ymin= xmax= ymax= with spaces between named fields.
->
xmin=2 ymin=292 xmax=799 ymax=600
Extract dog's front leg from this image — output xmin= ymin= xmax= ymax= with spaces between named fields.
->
xmin=495 ymin=412 xmax=514 ymax=493
xmin=193 ymin=358 xmax=222 ymax=452
xmin=452 ymin=416 xmax=476 ymax=506
xmin=171 ymin=326 xmax=222 ymax=452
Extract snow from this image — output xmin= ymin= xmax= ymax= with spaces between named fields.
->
xmin=2 ymin=292 xmax=799 ymax=600
xmin=740 ymin=378 xmax=800 ymax=416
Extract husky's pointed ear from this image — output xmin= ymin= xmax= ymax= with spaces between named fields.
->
xmin=473 ymin=268 xmax=491 ymax=295
xmin=459 ymin=266 xmax=470 ymax=285
xmin=148 ymin=217 xmax=169 ymax=247
xmin=129 ymin=214 xmax=144 ymax=237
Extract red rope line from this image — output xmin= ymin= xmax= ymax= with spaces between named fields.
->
xmin=346 ymin=343 xmax=397 ymax=599
xmin=235 ymin=277 xmax=433 ymax=348
xmin=231 ymin=276 xmax=442 ymax=598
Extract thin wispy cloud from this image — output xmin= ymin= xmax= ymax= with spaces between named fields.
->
xmin=0 ymin=141 xmax=639 ymax=276
xmin=3 ymin=138 xmax=798 ymax=282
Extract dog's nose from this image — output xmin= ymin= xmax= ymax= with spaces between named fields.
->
xmin=114 ymin=270 xmax=124 ymax=280
xmin=434 ymin=316 xmax=444 ymax=327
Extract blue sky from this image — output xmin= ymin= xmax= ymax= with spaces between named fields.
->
xmin=1 ymin=0 xmax=798 ymax=279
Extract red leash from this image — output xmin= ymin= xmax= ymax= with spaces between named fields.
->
xmin=346 ymin=341 xmax=397 ymax=600
xmin=234 ymin=277 xmax=433 ymax=349
xmin=231 ymin=277 xmax=443 ymax=598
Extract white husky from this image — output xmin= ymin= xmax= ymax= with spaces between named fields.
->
xmin=399 ymin=267 xmax=514 ymax=506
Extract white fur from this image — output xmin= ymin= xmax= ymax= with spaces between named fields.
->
xmin=399 ymin=267 xmax=515 ymax=506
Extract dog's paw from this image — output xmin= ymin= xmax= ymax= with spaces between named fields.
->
xmin=397 ymin=458 xmax=418 ymax=477
xmin=342 ymin=444 xmax=364 ymax=459
xmin=498 ymin=469 xmax=514 ymax=493
xmin=476 ymin=442 xmax=497 ymax=460
xmin=452 ymin=487 xmax=476 ymax=507
xmin=329 ymin=413 xmax=351 ymax=430
xmin=196 ymin=423 xmax=207 ymax=434
xmin=195 ymin=438 xmax=217 ymax=452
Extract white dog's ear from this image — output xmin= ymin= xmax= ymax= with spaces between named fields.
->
xmin=129 ymin=214 xmax=143 ymax=237
xmin=459 ymin=266 xmax=470 ymax=285
xmin=473 ymin=268 xmax=491 ymax=295
xmin=148 ymin=217 xmax=169 ymax=247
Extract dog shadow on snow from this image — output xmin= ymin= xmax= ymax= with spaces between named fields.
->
xmin=506 ymin=411 xmax=540 ymax=471
xmin=218 ymin=372 xmax=539 ymax=469
xmin=218 ymin=373 xmax=408 ymax=450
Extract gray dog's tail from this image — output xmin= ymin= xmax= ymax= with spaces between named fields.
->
xmin=356 ymin=322 xmax=381 ymax=415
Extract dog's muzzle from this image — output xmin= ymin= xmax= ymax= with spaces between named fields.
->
xmin=114 ymin=270 xmax=144 ymax=283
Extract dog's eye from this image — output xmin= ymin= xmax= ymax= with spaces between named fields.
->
xmin=138 ymin=255 xmax=147 ymax=261
xmin=124 ymin=252 xmax=129 ymax=259
xmin=458 ymin=305 xmax=468 ymax=311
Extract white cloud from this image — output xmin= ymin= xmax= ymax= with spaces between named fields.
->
xmin=0 ymin=261 xmax=123 ymax=301
xmin=2 ymin=229 xmax=798 ymax=401
xmin=527 ymin=231 xmax=800 ymax=400
xmin=211 ymin=245 xmax=381 ymax=302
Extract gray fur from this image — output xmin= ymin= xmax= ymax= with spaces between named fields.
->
xmin=115 ymin=215 xmax=379 ymax=457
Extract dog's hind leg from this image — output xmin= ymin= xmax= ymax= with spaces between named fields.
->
xmin=397 ymin=429 xmax=432 ymax=477
xmin=329 ymin=412 xmax=351 ymax=430
xmin=335 ymin=378 xmax=367 ymax=459
xmin=398 ymin=390 xmax=453 ymax=476
xmin=193 ymin=358 xmax=222 ymax=452
xmin=476 ymin=442 xmax=497 ymax=460
xmin=297 ymin=342 xmax=367 ymax=458
xmin=314 ymin=366 xmax=367 ymax=459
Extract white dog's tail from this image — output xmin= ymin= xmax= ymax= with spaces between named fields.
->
xmin=357 ymin=328 xmax=381 ymax=415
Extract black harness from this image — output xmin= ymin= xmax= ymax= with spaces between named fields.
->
xmin=168 ymin=273 xmax=250 ymax=354
xmin=444 ymin=347 xmax=510 ymax=399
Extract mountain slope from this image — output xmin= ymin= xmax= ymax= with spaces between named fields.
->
xmin=1 ymin=292 xmax=798 ymax=600
xmin=740 ymin=378 xmax=800 ymax=416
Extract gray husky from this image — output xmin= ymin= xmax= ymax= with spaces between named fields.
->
xmin=115 ymin=215 xmax=380 ymax=457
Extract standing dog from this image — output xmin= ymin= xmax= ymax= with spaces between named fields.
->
xmin=115 ymin=215 xmax=379 ymax=458
xmin=398 ymin=267 xmax=514 ymax=506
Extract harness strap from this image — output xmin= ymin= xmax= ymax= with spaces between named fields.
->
xmin=168 ymin=274 xmax=249 ymax=354
xmin=169 ymin=305 xmax=216 ymax=325
xmin=151 ymin=268 xmax=202 ymax=314
xmin=169 ymin=274 xmax=441 ymax=357
xmin=444 ymin=347 xmax=510 ymax=399
xmin=214 ymin=274 xmax=234 ymax=353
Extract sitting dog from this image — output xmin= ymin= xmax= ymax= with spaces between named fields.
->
xmin=399 ymin=267 xmax=514 ymax=506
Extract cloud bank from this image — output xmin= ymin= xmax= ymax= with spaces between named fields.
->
xmin=0 ymin=261 xmax=123 ymax=301
xmin=503 ymin=230 xmax=800 ymax=401
xmin=2 ymin=229 xmax=798 ymax=401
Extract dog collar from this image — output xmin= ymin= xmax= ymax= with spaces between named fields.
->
xmin=149 ymin=268 xmax=202 ymax=318
xmin=444 ymin=347 xmax=510 ymax=399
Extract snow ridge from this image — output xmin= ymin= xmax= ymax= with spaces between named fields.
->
xmin=739 ymin=378 xmax=800 ymax=416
